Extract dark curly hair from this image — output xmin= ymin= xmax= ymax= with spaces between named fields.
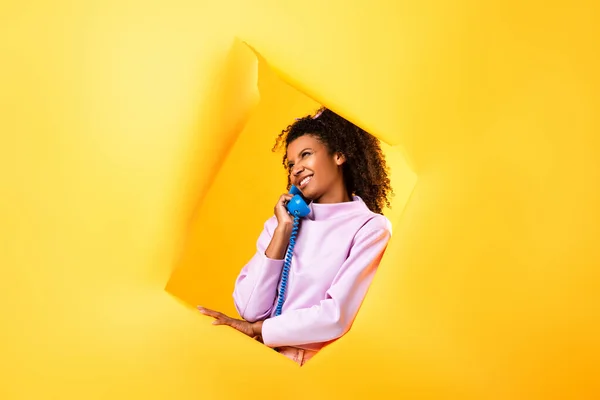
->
xmin=272 ymin=107 xmax=393 ymax=215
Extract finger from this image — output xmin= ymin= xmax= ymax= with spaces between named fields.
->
xmin=196 ymin=306 xmax=213 ymax=315
xmin=212 ymin=318 xmax=230 ymax=326
xmin=277 ymin=196 xmax=295 ymax=214
xmin=197 ymin=306 xmax=223 ymax=318
xmin=278 ymin=194 xmax=294 ymax=204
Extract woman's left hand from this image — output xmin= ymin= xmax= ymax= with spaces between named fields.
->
xmin=197 ymin=306 xmax=262 ymax=341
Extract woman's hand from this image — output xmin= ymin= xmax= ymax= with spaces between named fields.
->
xmin=264 ymin=193 xmax=296 ymax=260
xmin=274 ymin=193 xmax=294 ymax=228
xmin=197 ymin=306 xmax=263 ymax=342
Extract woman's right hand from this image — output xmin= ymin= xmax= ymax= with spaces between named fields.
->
xmin=265 ymin=193 xmax=295 ymax=260
xmin=274 ymin=193 xmax=294 ymax=228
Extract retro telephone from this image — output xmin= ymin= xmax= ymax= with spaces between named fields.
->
xmin=273 ymin=185 xmax=310 ymax=316
xmin=286 ymin=184 xmax=310 ymax=218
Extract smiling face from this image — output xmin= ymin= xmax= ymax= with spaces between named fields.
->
xmin=286 ymin=134 xmax=350 ymax=204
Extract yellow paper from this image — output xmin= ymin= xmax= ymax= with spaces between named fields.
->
xmin=1 ymin=0 xmax=598 ymax=399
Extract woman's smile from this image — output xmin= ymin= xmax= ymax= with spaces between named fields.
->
xmin=298 ymin=175 xmax=313 ymax=189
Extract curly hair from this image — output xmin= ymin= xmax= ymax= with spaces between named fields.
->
xmin=272 ymin=107 xmax=393 ymax=215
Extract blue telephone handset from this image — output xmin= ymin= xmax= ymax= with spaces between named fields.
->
xmin=274 ymin=185 xmax=310 ymax=316
xmin=286 ymin=185 xmax=311 ymax=218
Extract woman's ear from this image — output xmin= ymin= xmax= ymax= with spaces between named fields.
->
xmin=334 ymin=152 xmax=346 ymax=166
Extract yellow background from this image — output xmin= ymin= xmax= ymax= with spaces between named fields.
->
xmin=1 ymin=0 xmax=599 ymax=399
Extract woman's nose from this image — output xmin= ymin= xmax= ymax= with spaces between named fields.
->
xmin=291 ymin=164 xmax=304 ymax=176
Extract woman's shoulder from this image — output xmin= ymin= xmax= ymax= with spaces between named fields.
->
xmin=352 ymin=197 xmax=392 ymax=233
xmin=360 ymin=211 xmax=393 ymax=236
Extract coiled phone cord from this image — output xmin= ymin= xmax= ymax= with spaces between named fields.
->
xmin=273 ymin=211 xmax=300 ymax=317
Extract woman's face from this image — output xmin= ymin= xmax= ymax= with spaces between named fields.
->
xmin=286 ymin=134 xmax=346 ymax=202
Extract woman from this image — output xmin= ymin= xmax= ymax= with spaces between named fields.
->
xmin=198 ymin=107 xmax=393 ymax=366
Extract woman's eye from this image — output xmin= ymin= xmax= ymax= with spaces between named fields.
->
xmin=302 ymin=152 xmax=310 ymax=157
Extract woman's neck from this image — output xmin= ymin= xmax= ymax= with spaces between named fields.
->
xmin=312 ymin=181 xmax=352 ymax=204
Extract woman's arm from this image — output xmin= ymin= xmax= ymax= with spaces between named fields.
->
xmin=265 ymin=222 xmax=292 ymax=260
xmin=255 ymin=217 xmax=392 ymax=347
xmin=232 ymin=217 xmax=291 ymax=322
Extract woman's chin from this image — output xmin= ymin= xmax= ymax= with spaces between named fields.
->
xmin=301 ymin=191 xmax=315 ymax=202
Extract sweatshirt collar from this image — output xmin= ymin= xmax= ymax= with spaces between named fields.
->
xmin=306 ymin=195 xmax=369 ymax=220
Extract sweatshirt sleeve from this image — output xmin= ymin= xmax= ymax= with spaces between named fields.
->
xmin=260 ymin=216 xmax=392 ymax=348
xmin=232 ymin=217 xmax=284 ymax=322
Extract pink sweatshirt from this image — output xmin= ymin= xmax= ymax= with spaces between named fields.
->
xmin=233 ymin=196 xmax=392 ymax=351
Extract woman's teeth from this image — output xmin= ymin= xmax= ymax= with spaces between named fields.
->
xmin=300 ymin=176 xmax=312 ymax=187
